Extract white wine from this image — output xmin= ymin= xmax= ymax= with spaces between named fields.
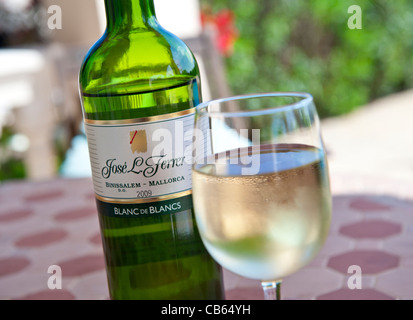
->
xmin=192 ymin=144 xmax=331 ymax=281
xmin=79 ymin=0 xmax=224 ymax=299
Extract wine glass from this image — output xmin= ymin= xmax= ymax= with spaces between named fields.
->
xmin=191 ymin=93 xmax=332 ymax=300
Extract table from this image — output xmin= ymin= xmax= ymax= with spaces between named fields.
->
xmin=1 ymin=174 xmax=412 ymax=300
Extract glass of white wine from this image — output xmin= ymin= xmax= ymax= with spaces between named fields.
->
xmin=191 ymin=92 xmax=332 ymax=300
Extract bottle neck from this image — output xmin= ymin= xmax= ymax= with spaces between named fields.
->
xmin=104 ymin=0 xmax=157 ymax=31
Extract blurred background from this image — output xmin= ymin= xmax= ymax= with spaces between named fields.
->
xmin=0 ymin=0 xmax=412 ymax=182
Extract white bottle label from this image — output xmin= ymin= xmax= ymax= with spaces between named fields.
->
xmin=84 ymin=110 xmax=194 ymax=203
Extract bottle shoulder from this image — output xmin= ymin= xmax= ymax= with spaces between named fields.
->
xmin=79 ymin=28 xmax=199 ymax=95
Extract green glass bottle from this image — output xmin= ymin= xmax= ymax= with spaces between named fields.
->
xmin=79 ymin=0 xmax=224 ymax=300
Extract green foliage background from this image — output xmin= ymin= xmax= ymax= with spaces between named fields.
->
xmin=201 ymin=0 xmax=413 ymax=118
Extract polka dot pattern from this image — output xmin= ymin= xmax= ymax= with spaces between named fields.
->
xmin=0 ymin=257 xmax=31 ymax=277
xmin=0 ymin=209 xmax=33 ymax=223
xmin=0 ymin=178 xmax=108 ymax=300
xmin=1 ymin=174 xmax=412 ymax=300
xmin=15 ymin=229 xmax=68 ymax=248
xmin=17 ymin=289 xmax=76 ymax=300
xmin=223 ymin=173 xmax=413 ymax=300
xmin=57 ymin=254 xmax=105 ymax=277
xmin=54 ymin=207 xmax=97 ymax=222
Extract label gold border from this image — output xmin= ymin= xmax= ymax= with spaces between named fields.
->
xmin=95 ymin=189 xmax=192 ymax=204
xmin=84 ymin=108 xmax=195 ymax=126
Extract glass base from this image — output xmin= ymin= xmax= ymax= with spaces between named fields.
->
xmin=261 ymin=280 xmax=282 ymax=300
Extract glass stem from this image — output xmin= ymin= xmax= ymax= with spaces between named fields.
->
xmin=261 ymin=280 xmax=282 ymax=300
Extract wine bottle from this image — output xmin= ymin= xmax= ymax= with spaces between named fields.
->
xmin=79 ymin=0 xmax=224 ymax=300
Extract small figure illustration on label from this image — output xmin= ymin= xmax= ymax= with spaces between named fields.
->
xmin=130 ymin=130 xmax=147 ymax=153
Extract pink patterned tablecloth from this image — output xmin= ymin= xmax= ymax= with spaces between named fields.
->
xmin=1 ymin=174 xmax=412 ymax=300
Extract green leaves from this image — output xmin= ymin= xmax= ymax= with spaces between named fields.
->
xmin=202 ymin=0 xmax=413 ymax=118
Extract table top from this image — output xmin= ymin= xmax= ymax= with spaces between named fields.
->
xmin=1 ymin=173 xmax=412 ymax=300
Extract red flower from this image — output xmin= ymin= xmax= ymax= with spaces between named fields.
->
xmin=201 ymin=7 xmax=238 ymax=57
